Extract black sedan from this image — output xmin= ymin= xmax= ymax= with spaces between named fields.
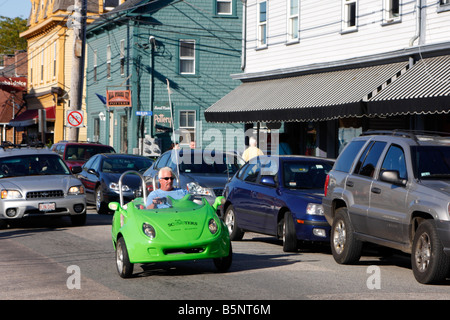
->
xmin=77 ymin=153 xmax=153 ymax=214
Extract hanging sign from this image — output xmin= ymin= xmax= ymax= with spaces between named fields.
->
xmin=106 ymin=90 xmax=132 ymax=107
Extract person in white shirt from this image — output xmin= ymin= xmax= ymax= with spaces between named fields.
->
xmin=242 ymin=136 xmax=264 ymax=162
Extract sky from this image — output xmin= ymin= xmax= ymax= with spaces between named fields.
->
xmin=0 ymin=0 xmax=31 ymax=19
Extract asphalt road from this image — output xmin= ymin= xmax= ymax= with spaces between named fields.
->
xmin=1 ymin=206 xmax=450 ymax=305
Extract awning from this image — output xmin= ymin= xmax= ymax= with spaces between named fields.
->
xmin=9 ymin=106 xmax=56 ymax=127
xmin=205 ymin=61 xmax=409 ymax=123
xmin=368 ymin=55 xmax=450 ymax=116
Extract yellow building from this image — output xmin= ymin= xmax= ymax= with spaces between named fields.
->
xmin=20 ymin=0 xmax=111 ymax=143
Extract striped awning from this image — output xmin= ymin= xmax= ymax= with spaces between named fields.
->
xmin=368 ymin=55 xmax=450 ymax=116
xmin=205 ymin=61 xmax=409 ymax=123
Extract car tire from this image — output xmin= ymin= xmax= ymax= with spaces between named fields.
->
xmin=224 ymin=205 xmax=244 ymax=241
xmin=282 ymin=212 xmax=298 ymax=252
xmin=95 ymin=187 xmax=108 ymax=214
xmin=412 ymin=220 xmax=450 ymax=284
xmin=116 ymin=237 xmax=134 ymax=278
xmin=331 ymin=207 xmax=362 ymax=264
xmin=70 ymin=213 xmax=86 ymax=226
xmin=213 ymin=242 xmax=233 ymax=272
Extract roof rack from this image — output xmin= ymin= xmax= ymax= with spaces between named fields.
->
xmin=360 ymin=130 xmax=450 ymax=142
xmin=0 ymin=141 xmax=46 ymax=150
xmin=55 ymin=140 xmax=103 ymax=144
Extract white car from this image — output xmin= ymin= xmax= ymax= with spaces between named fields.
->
xmin=0 ymin=147 xmax=86 ymax=228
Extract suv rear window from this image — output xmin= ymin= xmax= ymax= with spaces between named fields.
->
xmin=334 ymin=140 xmax=366 ymax=173
xmin=65 ymin=145 xmax=114 ymax=161
xmin=411 ymin=145 xmax=450 ymax=179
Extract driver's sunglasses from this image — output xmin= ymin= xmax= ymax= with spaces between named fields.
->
xmin=160 ymin=177 xmax=174 ymax=181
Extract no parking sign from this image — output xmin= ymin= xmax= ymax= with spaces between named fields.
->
xmin=66 ymin=110 xmax=84 ymax=128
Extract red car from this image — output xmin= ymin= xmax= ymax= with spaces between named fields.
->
xmin=51 ymin=141 xmax=115 ymax=170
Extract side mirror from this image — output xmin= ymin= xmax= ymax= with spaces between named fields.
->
xmin=212 ymin=196 xmax=225 ymax=211
xmin=71 ymin=166 xmax=82 ymax=174
xmin=87 ymin=168 xmax=98 ymax=176
xmin=109 ymin=202 xmax=120 ymax=211
xmin=380 ymin=170 xmax=407 ymax=186
xmin=260 ymin=175 xmax=276 ymax=187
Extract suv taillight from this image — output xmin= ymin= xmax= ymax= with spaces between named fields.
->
xmin=324 ymin=174 xmax=330 ymax=197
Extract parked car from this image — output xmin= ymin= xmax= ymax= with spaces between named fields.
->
xmin=323 ymin=130 xmax=450 ymax=284
xmin=143 ymin=149 xmax=245 ymax=205
xmin=0 ymin=146 xmax=86 ymax=228
xmin=77 ymin=153 xmax=153 ymax=214
xmin=51 ymin=141 xmax=115 ymax=170
xmin=110 ymin=171 xmax=232 ymax=278
xmin=222 ymin=155 xmax=334 ymax=252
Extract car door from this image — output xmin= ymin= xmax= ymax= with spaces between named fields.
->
xmin=78 ymin=155 xmax=101 ymax=203
xmin=231 ymin=161 xmax=263 ymax=232
xmin=250 ymin=158 xmax=280 ymax=235
xmin=367 ymin=144 xmax=409 ymax=243
xmin=346 ymin=141 xmax=386 ymax=235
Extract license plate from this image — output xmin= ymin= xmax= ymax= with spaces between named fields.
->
xmin=39 ymin=202 xmax=56 ymax=211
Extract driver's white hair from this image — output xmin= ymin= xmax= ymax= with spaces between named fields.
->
xmin=158 ymin=167 xmax=174 ymax=179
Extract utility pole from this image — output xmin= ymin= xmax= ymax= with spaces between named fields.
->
xmin=68 ymin=0 xmax=87 ymax=141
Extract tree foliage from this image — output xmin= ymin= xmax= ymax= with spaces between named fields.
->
xmin=0 ymin=16 xmax=28 ymax=55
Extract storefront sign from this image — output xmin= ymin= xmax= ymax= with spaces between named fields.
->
xmin=153 ymin=102 xmax=172 ymax=132
xmin=106 ymin=90 xmax=132 ymax=107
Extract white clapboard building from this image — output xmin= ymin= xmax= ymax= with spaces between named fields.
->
xmin=206 ymin=0 xmax=450 ymax=157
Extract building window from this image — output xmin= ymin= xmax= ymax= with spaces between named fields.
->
xmin=93 ymin=117 xmax=100 ymax=142
xmin=53 ymin=41 xmax=57 ymax=78
xmin=287 ymin=0 xmax=299 ymax=42
xmin=179 ymin=110 xmax=196 ymax=146
xmin=342 ymin=0 xmax=357 ymax=32
xmin=257 ymin=0 xmax=267 ymax=47
xmin=216 ymin=0 xmax=232 ymax=15
xmin=120 ymin=39 xmax=125 ymax=76
xmin=40 ymin=49 xmax=44 ymax=82
xmin=120 ymin=115 xmax=128 ymax=153
xmin=93 ymin=50 xmax=97 ymax=82
xmin=179 ymin=40 xmax=195 ymax=75
xmin=106 ymin=45 xmax=111 ymax=79
xmin=438 ymin=0 xmax=450 ymax=12
xmin=30 ymin=53 xmax=33 ymax=84
xmin=383 ymin=0 xmax=400 ymax=23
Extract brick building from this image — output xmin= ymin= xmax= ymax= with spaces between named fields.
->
xmin=0 ymin=51 xmax=27 ymax=144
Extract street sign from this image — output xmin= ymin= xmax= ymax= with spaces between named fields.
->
xmin=136 ymin=111 xmax=153 ymax=116
xmin=66 ymin=110 xmax=84 ymax=128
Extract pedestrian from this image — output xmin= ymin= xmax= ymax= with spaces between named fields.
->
xmin=278 ymin=133 xmax=292 ymax=155
xmin=146 ymin=167 xmax=188 ymax=209
xmin=242 ymin=136 xmax=264 ymax=162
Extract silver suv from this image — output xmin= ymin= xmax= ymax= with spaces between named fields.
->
xmin=0 ymin=147 xmax=86 ymax=228
xmin=323 ymin=130 xmax=450 ymax=284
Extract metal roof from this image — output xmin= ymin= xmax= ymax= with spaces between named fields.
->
xmin=205 ymin=61 xmax=408 ymax=123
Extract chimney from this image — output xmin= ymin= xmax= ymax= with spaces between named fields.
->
xmin=3 ymin=55 xmax=15 ymax=68
xmin=14 ymin=51 xmax=27 ymax=76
